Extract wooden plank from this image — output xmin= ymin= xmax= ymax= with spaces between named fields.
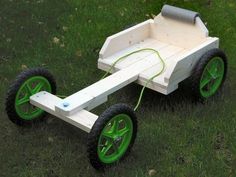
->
xmin=97 ymin=43 xmax=184 ymax=96
xmin=97 ymin=10 xmax=212 ymax=94
xmin=114 ymin=40 xmax=169 ymax=69
xmin=165 ymin=37 xmax=219 ymax=84
xmin=137 ymin=37 xmax=219 ymax=95
xmin=30 ymin=91 xmax=98 ymax=133
xmin=195 ymin=17 xmax=209 ymax=37
xmin=55 ymin=68 xmax=139 ymax=116
xmin=139 ymin=49 xmax=188 ymax=86
xmin=99 ymin=19 xmax=152 ymax=58
xmin=86 ymin=96 xmax=108 ymax=111
xmin=98 ymin=42 xmax=183 ymax=72
xmin=97 ymin=39 xmax=158 ymax=73
xmin=136 ymin=78 xmax=178 ymax=95
xmin=98 ymin=39 xmax=218 ymax=96
xmin=99 ymin=38 xmax=166 ymax=68
xmin=152 ymin=14 xmax=208 ymax=49
xmin=56 ymin=50 xmax=180 ymax=116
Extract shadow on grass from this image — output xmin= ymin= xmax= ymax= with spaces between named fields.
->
xmin=116 ymin=77 xmax=231 ymax=114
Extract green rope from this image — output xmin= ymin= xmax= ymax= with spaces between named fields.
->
xmin=57 ymin=48 xmax=165 ymax=111
xmin=101 ymin=48 xmax=165 ymax=111
xmin=57 ymin=95 xmax=67 ymax=98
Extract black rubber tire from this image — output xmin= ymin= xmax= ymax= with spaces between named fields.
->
xmin=190 ymin=48 xmax=228 ymax=101
xmin=5 ymin=67 xmax=56 ymax=126
xmin=87 ymin=103 xmax=138 ymax=170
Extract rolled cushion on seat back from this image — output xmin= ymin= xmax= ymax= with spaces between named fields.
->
xmin=152 ymin=5 xmax=208 ymax=49
xmin=161 ymin=5 xmax=199 ymax=24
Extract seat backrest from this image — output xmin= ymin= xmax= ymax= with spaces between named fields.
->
xmin=151 ymin=5 xmax=209 ymax=49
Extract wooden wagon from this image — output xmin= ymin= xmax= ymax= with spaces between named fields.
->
xmin=6 ymin=5 xmax=227 ymax=170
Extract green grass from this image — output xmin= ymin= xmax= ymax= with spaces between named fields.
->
xmin=0 ymin=0 xmax=236 ymax=176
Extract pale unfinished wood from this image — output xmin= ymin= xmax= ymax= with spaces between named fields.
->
xmin=99 ymin=38 xmax=168 ymax=70
xmin=100 ymin=14 xmax=209 ymax=60
xmin=165 ymin=37 xmax=219 ymax=84
xmin=52 ymin=9 xmax=218 ymax=116
xmin=29 ymin=7 xmax=220 ymax=133
xmin=139 ymin=50 xmax=188 ymax=85
xmin=98 ymin=41 xmax=183 ymax=71
xmin=195 ymin=17 xmax=209 ymax=37
xmin=98 ymin=46 xmax=187 ymax=95
xmin=99 ymin=20 xmax=152 ymax=58
xmin=56 ymin=49 xmax=185 ymax=116
xmin=30 ymin=91 xmax=98 ymax=133
xmin=152 ymin=15 xmax=209 ymax=48
xmin=98 ymin=12 xmax=218 ymax=95
xmin=137 ymin=38 xmax=219 ymax=94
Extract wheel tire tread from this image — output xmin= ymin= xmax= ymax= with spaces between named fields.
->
xmin=87 ymin=103 xmax=137 ymax=170
xmin=190 ymin=48 xmax=227 ymax=101
xmin=5 ymin=67 xmax=56 ymax=126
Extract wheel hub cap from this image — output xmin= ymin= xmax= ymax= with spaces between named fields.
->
xmin=200 ymin=57 xmax=225 ymax=98
xmin=15 ymin=76 xmax=52 ymax=120
xmin=97 ymin=114 xmax=133 ymax=164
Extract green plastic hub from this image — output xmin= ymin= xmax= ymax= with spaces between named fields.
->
xmin=200 ymin=57 xmax=225 ymax=98
xmin=97 ymin=114 xmax=133 ymax=164
xmin=15 ymin=76 xmax=52 ymax=120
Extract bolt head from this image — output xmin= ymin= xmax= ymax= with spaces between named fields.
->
xmin=114 ymin=136 xmax=122 ymax=143
xmin=63 ymin=102 xmax=70 ymax=107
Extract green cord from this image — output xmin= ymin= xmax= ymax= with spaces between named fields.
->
xmin=57 ymin=48 xmax=165 ymax=111
xmin=57 ymin=95 xmax=67 ymax=98
xmin=101 ymin=48 xmax=165 ymax=111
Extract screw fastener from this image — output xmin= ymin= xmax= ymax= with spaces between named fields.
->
xmin=63 ymin=102 xmax=70 ymax=107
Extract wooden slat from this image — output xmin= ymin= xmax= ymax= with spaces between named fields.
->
xmin=100 ymin=20 xmax=152 ymax=58
xmin=30 ymin=92 xmax=98 ymax=133
xmin=152 ymin=15 xmax=209 ymax=49
xmin=138 ymin=38 xmax=218 ymax=94
xmin=101 ymin=38 xmax=165 ymax=67
xmin=99 ymin=41 xmax=183 ymax=72
xmin=114 ymin=40 xmax=169 ymax=69
xmin=165 ymin=37 xmax=219 ymax=84
xmin=56 ymin=50 xmax=181 ymax=116
xmin=139 ymin=49 xmax=188 ymax=85
xmin=97 ymin=41 xmax=185 ymax=95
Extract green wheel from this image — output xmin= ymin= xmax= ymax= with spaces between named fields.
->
xmin=87 ymin=103 xmax=137 ymax=170
xmin=191 ymin=48 xmax=227 ymax=101
xmin=5 ymin=68 xmax=56 ymax=125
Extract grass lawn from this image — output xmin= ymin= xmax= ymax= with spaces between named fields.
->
xmin=0 ymin=0 xmax=236 ymax=176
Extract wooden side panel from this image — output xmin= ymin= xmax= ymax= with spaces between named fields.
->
xmin=99 ymin=20 xmax=153 ymax=59
xmin=165 ymin=37 xmax=219 ymax=85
